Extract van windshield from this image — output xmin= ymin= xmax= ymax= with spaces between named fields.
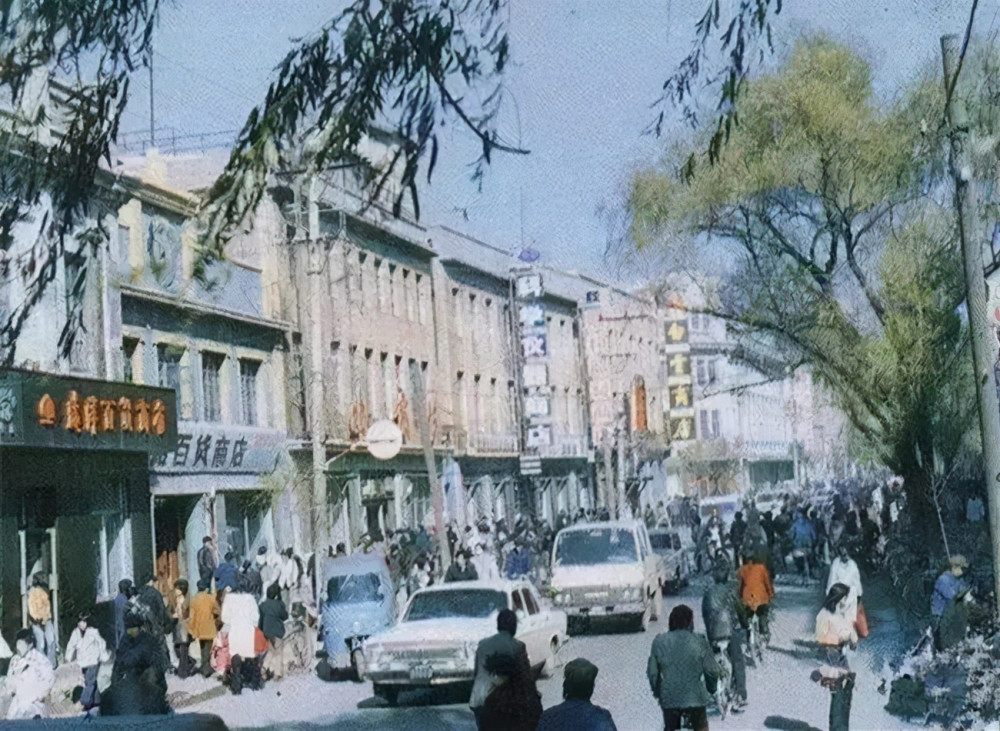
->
xmin=554 ymin=528 xmax=637 ymax=566
xmin=327 ymin=573 xmax=382 ymax=603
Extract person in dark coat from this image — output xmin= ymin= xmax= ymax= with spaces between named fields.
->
xmin=258 ymin=583 xmax=288 ymax=645
xmin=445 ymin=549 xmax=479 ymax=582
xmin=101 ymin=609 xmax=170 ymax=716
xmin=700 ymin=560 xmax=747 ymax=711
xmin=647 ymin=604 xmax=719 ymax=731
xmin=214 ymin=552 xmax=239 ymax=604
xmin=537 ymin=657 xmax=617 ymax=731
xmin=469 ymin=609 xmax=531 ymax=729
xmin=480 ymin=648 xmax=543 ymax=731
xmin=134 ymin=575 xmax=171 ymax=671
xmin=728 ymin=512 xmax=747 ymax=561
xmin=113 ymin=578 xmax=134 ymax=649
xmin=242 ymin=560 xmax=264 ymax=600
xmin=197 ymin=536 xmax=217 ymax=587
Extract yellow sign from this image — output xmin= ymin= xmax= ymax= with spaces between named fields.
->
xmin=669 ymin=384 xmax=692 ymax=408
xmin=39 ymin=391 xmax=168 ymax=436
xmin=669 ymin=353 xmax=690 ymax=377
xmin=666 ymin=320 xmax=688 ymax=343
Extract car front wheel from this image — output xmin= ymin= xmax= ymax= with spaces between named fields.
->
xmin=373 ymin=682 xmax=399 ymax=707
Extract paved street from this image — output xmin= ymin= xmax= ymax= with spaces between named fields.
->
xmin=176 ymin=574 xmax=926 ymax=730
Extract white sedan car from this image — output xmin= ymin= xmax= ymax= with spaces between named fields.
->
xmin=363 ymin=578 xmax=568 ymax=706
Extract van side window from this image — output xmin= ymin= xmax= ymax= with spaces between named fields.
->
xmin=521 ymin=589 xmax=539 ymax=615
xmin=511 ymin=590 xmax=525 ymax=614
xmin=636 ymin=528 xmax=648 ymax=560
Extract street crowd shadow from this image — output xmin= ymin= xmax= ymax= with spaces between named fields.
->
xmin=357 ymin=684 xmax=472 ymax=710
xmin=763 ymin=716 xmax=822 ymax=731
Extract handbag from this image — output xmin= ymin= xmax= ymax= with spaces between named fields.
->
xmin=254 ymin=627 xmax=268 ymax=655
xmin=854 ymin=600 xmax=869 ymax=639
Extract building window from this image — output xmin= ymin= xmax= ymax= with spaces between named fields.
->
xmin=698 ymin=408 xmax=720 ymax=439
xmin=122 ymin=338 xmax=139 ymax=383
xmin=157 ymin=344 xmax=183 ymax=395
xmin=695 ymin=357 xmax=717 ymax=387
xmin=239 ymin=359 xmax=260 ymax=426
xmin=201 ymin=351 xmax=224 ymax=422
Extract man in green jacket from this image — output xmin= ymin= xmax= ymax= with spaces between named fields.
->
xmin=647 ymin=604 xmax=720 ymax=731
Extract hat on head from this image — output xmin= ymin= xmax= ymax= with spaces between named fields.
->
xmin=258 ymin=545 xmax=268 ymax=555
xmin=950 ymin=554 xmax=969 ymax=569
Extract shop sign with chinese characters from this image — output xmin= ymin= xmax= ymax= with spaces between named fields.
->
xmin=149 ymin=421 xmax=285 ymax=474
xmin=0 ymin=368 xmax=177 ymax=453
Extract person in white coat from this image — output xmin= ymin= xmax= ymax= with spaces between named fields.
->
xmin=826 ymin=543 xmax=863 ymax=623
xmin=5 ymin=629 xmax=55 ymax=719
xmin=277 ymin=548 xmax=302 ymax=610
xmin=470 ymin=542 xmax=499 ymax=581
xmin=64 ymin=611 xmax=110 ymax=710
xmin=255 ymin=546 xmax=281 ymax=595
xmin=220 ymin=576 xmax=261 ymax=695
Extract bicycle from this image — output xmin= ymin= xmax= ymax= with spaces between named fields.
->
xmin=711 ymin=639 xmax=733 ymax=719
xmin=744 ymin=607 xmax=769 ymax=663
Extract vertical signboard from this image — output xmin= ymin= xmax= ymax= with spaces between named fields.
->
xmin=664 ymin=295 xmax=695 ymax=445
xmin=516 ymin=270 xmax=550 ymax=470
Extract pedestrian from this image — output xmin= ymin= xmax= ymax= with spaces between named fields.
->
xmin=27 ymin=572 xmax=58 ymax=668
xmin=537 ymin=657 xmax=617 ymax=731
xmin=479 ymin=649 xmax=543 ymax=731
xmin=215 ymin=552 xmax=239 ymax=605
xmin=931 ymin=555 xmax=972 ymax=651
xmin=241 ymin=559 xmax=264 ymax=600
xmin=113 ymin=578 xmax=134 ymax=650
xmin=701 ymin=560 xmax=747 ymax=712
xmin=737 ymin=554 xmax=774 ymax=642
xmin=64 ymin=610 xmax=109 ymax=711
xmin=728 ymin=512 xmax=747 ymax=561
xmin=814 ymin=583 xmax=857 ymax=731
xmin=134 ymin=573 xmax=172 ymax=671
xmin=255 ymin=545 xmax=281 ymax=596
xmin=170 ymin=578 xmax=192 ymax=678
xmin=931 ymin=555 xmax=970 ymax=619
xmin=647 ymin=604 xmax=720 ymax=731
xmin=4 ymin=628 xmax=56 ymax=719
xmin=471 ymin=543 xmax=499 ymax=581
xmin=826 ymin=544 xmax=864 ymax=631
xmin=445 ymin=548 xmax=479 ymax=582
xmin=259 ymin=582 xmax=288 ymax=680
xmin=789 ymin=510 xmax=817 ymax=580
xmin=470 ymin=608 xmax=531 ymax=730
xmin=188 ymin=577 xmax=220 ymax=678
xmin=197 ymin=536 xmax=217 ymax=587
xmin=220 ymin=575 xmax=263 ymax=695
xmin=101 ymin=608 xmax=169 ymax=717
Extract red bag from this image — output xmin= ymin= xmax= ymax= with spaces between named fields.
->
xmin=211 ymin=631 xmax=230 ymax=674
xmin=854 ymin=600 xmax=870 ymax=639
xmin=254 ymin=627 xmax=268 ymax=655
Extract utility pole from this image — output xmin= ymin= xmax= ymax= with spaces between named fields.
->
xmin=305 ymin=176 xmax=330 ymax=592
xmin=409 ymin=359 xmax=450 ymax=573
xmin=942 ymin=34 xmax=1000 ymax=616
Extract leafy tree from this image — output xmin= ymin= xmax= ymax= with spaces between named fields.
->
xmin=629 ymin=38 xmax=976 ymax=542
xmin=199 ymin=0 xmax=525 ymax=263
xmin=0 ymin=0 xmax=158 ymax=366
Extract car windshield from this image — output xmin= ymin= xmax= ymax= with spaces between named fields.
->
xmin=649 ymin=533 xmax=675 ymax=551
xmin=404 ymin=589 xmax=507 ymax=621
xmin=554 ymin=528 xmax=638 ymax=566
xmin=327 ymin=572 xmax=382 ymax=604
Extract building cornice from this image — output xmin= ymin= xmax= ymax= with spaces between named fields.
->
xmin=119 ymin=284 xmax=292 ymax=333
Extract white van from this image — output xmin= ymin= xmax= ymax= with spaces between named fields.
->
xmin=549 ymin=520 xmax=666 ymax=634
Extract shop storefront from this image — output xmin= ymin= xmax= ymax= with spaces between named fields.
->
xmin=0 ymin=369 xmax=177 ymax=646
xmin=149 ymin=422 xmax=286 ymax=594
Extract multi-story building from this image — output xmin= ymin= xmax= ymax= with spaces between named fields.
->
xmin=112 ymin=151 xmax=291 ymax=595
xmin=0 ymin=79 xmax=178 ymax=645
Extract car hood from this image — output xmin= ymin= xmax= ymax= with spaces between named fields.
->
xmin=550 ymin=563 xmax=645 ymax=589
xmin=322 ymin=600 xmax=394 ymax=638
xmin=366 ymin=617 xmax=493 ymax=648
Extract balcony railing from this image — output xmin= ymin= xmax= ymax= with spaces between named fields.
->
xmin=537 ymin=435 xmax=589 ymax=459
xmin=467 ymin=432 xmax=520 ymax=455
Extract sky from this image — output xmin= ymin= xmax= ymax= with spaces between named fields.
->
xmin=120 ymin=0 xmax=983 ymax=284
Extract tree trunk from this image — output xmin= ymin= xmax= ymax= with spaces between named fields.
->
xmin=896 ymin=467 xmax=942 ymax=557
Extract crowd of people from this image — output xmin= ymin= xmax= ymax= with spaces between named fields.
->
xmin=0 ymin=536 xmax=317 ymax=720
